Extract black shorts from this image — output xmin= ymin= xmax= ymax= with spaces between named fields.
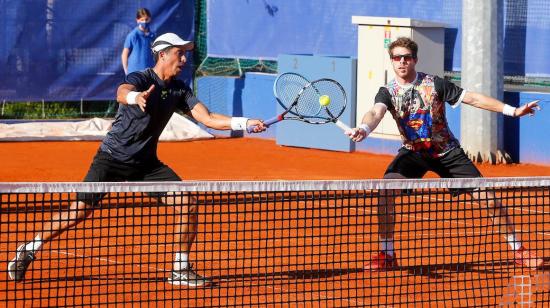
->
xmin=384 ymin=147 xmax=482 ymax=195
xmin=385 ymin=147 xmax=482 ymax=178
xmin=76 ymin=150 xmax=182 ymax=206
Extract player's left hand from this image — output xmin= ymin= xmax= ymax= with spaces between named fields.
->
xmin=515 ymin=100 xmax=541 ymax=117
xmin=247 ymin=119 xmax=266 ymax=133
xmin=136 ymin=84 xmax=155 ymax=112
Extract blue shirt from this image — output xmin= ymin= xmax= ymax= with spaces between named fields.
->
xmin=123 ymin=27 xmax=156 ymax=74
xmin=101 ymin=69 xmax=199 ymax=164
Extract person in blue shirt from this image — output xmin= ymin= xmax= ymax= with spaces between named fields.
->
xmin=121 ymin=8 xmax=156 ymax=75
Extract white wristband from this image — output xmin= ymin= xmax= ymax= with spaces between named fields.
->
xmin=502 ymin=104 xmax=516 ymax=117
xmin=359 ymin=123 xmax=372 ymax=137
xmin=126 ymin=91 xmax=139 ymax=105
xmin=230 ymin=117 xmax=249 ymax=131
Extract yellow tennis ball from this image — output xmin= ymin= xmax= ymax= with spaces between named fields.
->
xmin=319 ymin=95 xmax=330 ymax=106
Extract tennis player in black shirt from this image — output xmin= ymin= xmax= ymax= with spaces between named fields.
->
xmin=8 ymin=33 xmax=266 ymax=287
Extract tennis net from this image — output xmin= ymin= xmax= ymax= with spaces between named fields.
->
xmin=1 ymin=178 xmax=549 ymax=307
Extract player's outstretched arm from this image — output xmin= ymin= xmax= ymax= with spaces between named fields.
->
xmin=116 ymin=84 xmax=155 ymax=112
xmin=462 ymin=92 xmax=540 ymax=117
xmin=189 ymin=102 xmax=266 ymax=133
xmin=347 ymin=103 xmax=387 ymax=142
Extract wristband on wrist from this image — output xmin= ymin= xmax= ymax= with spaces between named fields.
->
xmin=126 ymin=91 xmax=139 ymax=105
xmin=230 ymin=117 xmax=249 ymax=131
xmin=502 ymin=104 xmax=516 ymax=117
xmin=358 ymin=123 xmax=372 ymax=137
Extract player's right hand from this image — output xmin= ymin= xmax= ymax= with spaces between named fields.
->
xmin=247 ymin=119 xmax=266 ymax=133
xmin=345 ymin=127 xmax=367 ymax=142
xmin=515 ymin=100 xmax=541 ymax=117
xmin=136 ymin=84 xmax=155 ymax=112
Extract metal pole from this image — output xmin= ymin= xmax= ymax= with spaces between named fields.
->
xmin=461 ymin=0 xmax=507 ymax=163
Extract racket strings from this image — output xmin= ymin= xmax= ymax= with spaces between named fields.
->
xmin=275 ymin=73 xmax=309 ymax=107
xmin=296 ymin=79 xmax=347 ymax=122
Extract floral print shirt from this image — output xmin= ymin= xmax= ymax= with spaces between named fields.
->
xmin=375 ymin=72 xmax=464 ymax=158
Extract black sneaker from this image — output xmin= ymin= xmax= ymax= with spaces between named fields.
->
xmin=8 ymin=243 xmax=36 ymax=281
xmin=167 ymin=263 xmax=210 ymax=287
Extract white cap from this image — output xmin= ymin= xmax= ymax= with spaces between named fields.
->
xmin=151 ymin=33 xmax=193 ymax=52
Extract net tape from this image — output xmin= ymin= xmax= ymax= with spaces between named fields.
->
xmin=1 ymin=177 xmax=549 ymax=193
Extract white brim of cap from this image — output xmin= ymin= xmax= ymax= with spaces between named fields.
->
xmin=152 ymin=41 xmax=193 ymax=52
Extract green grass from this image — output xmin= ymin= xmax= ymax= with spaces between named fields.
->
xmin=0 ymin=101 xmax=118 ymax=119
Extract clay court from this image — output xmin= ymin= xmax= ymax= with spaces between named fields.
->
xmin=2 ymin=139 xmax=550 ymax=306
xmin=2 ymin=139 xmax=550 ymax=181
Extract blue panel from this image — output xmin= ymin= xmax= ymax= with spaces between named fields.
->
xmin=503 ymin=91 xmax=521 ymax=162
xmin=196 ymin=76 xmax=232 ymax=137
xmin=240 ymin=73 xmax=277 ymax=140
xmin=446 ymin=104 xmax=461 ymax=141
xmin=501 ymin=91 xmax=550 ymax=164
xmin=207 ymin=0 xmax=461 ymax=70
xmin=276 ymin=54 xmax=356 ymax=152
xmin=207 ymin=0 xmax=550 ymax=77
xmin=355 ymin=138 xmax=401 ymax=156
xmin=517 ymin=92 xmax=550 ymax=165
xmin=0 ymin=0 xmax=195 ymax=101
xmin=196 ymin=73 xmax=277 ymax=139
xmin=524 ymin=28 xmax=550 ymax=77
xmin=196 ymin=76 xmax=230 ymax=115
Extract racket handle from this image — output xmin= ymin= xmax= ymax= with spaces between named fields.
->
xmin=334 ymin=119 xmax=353 ymax=134
xmin=246 ymin=115 xmax=282 ymax=133
xmin=264 ymin=115 xmax=283 ymax=127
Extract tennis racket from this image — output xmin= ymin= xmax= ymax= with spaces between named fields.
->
xmin=247 ymin=73 xmax=352 ymax=133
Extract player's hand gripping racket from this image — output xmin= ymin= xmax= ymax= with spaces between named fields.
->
xmin=247 ymin=73 xmax=352 ymax=133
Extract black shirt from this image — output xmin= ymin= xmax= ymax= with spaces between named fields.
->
xmin=101 ymin=68 xmax=199 ymax=164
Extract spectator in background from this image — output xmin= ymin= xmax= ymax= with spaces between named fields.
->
xmin=121 ymin=8 xmax=156 ymax=75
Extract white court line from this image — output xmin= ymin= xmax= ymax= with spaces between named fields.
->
xmin=50 ymin=249 xmax=361 ymax=306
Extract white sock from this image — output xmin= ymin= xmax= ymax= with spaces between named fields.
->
xmin=507 ymin=234 xmax=522 ymax=251
xmin=24 ymin=234 xmax=43 ymax=253
xmin=380 ymin=237 xmax=394 ymax=256
xmin=173 ymin=252 xmax=189 ymax=271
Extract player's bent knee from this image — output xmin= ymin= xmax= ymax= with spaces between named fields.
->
xmin=174 ymin=203 xmax=198 ymax=215
xmin=159 ymin=192 xmax=193 ymax=205
xmin=63 ymin=201 xmax=93 ymax=222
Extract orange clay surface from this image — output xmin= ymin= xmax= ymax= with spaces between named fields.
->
xmin=1 ymin=138 xmax=549 ymax=181
xmin=1 ymin=138 xmax=549 ymax=307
